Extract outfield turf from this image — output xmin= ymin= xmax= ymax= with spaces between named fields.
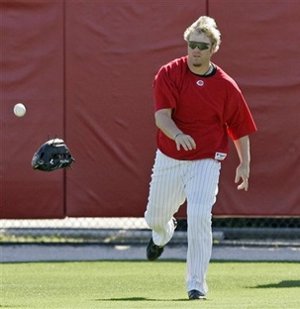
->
xmin=1 ymin=261 xmax=299 ymax=308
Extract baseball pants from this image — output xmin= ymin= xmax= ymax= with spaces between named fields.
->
xmin=144 ymin=150 xmax=221 ymax=294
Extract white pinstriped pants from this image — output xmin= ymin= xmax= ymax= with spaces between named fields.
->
xmin=144 ymin=150 xmax=221 ymax=294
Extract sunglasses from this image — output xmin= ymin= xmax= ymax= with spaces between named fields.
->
xmin=188 ymin=41 xmax=210 ymax=50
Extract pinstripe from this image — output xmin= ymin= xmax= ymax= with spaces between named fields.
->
xmin=185 ymin=159 xmax=220 ymax=294
xmin=145 ymin=151 xmax=220 ymax=294
xmin=145 ymin=150 xmax=185 ymax=246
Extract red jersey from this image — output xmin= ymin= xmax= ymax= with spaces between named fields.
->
xmin=154 ymin=56 xmax=257 ymax=161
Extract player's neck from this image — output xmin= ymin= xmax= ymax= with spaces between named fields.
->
xmin=188 ymin=61 xmax=213 ymax=76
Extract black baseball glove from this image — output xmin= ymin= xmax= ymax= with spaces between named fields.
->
xmin=32 ymin=138 xmax=75 ymax=172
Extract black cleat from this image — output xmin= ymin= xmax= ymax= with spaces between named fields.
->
xmin=146 ymin=238 xmax=164 ymax=261
xmin=146 ymin=218 xmax=177 ymax=261
xmin=188 ymin=289 xmax=206 ymax=300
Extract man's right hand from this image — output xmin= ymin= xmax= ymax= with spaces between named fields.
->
xmin=174 ymin=133 xmax=196 ymax=151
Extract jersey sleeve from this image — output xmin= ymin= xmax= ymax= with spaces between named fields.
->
xmin=153 ymin=65 xmax=179 ymax=111
xmin=224 ymin=82 xmax=257 ymax=140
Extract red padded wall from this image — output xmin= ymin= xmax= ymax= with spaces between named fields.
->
xmin=1 ymin=0 xmax=299 ymax=218
xmin=65 ymin=0 xmax=207 ymax=217
xmin=0 ymin=0 xmax=65 ymax=218
xmin=209 ymin=0 xmax=300 ymax=215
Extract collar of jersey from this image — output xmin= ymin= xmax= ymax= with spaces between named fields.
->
xmin=189 ymin=64 xmax=217 ymax=77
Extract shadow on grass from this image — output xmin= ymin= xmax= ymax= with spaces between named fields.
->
xmin=94 ymin=297 xmax=200 ymax=302
xmin=253 ymin=280 xmax=300 ymax=288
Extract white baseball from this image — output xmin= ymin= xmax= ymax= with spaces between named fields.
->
xmin=13 ymin=103 xmax=26 ymax=117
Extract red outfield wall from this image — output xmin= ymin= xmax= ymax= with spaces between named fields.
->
xmin=1 ymin=0 xmax=299 ymax=218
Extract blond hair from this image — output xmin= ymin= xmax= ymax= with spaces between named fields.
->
xmin=184 ymin=16 xmax=221 ymax=53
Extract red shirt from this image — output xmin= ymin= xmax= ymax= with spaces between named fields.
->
xmin=154 ymin=56 xmax=257 ymax=161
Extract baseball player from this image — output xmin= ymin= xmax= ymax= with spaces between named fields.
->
xmin=144 ymin=16 xmax=257 ymax=300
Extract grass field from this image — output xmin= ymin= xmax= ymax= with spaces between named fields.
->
xmin=1 ymin=261 xmax=299 ymax=308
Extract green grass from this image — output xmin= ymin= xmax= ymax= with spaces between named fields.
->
xmin=1 ymin=261 xmax=299 ymax=308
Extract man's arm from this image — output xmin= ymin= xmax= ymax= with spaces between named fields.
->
xmin=233 ymin=135 xmax=251 ymax=191
xmin=155 ymin=109 xmax=196 ymax=151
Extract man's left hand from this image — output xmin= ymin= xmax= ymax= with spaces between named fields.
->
xmin=235 ymin=163 xmax=250 ymax=191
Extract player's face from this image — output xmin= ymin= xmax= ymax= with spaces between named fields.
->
xmin=187 ymin=32 xmax=213 ymax=68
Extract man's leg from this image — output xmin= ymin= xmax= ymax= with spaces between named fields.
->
xmin=145 ymin=151 xmax=185 ymax=250
xmin=185 ymin=159 xmax=221 ymax=296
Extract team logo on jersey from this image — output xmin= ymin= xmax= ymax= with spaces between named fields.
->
xmin=215 ymin=152 xmax=227 ymax=161
xmin=196 ymin=80 xmax=204 ymax=86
